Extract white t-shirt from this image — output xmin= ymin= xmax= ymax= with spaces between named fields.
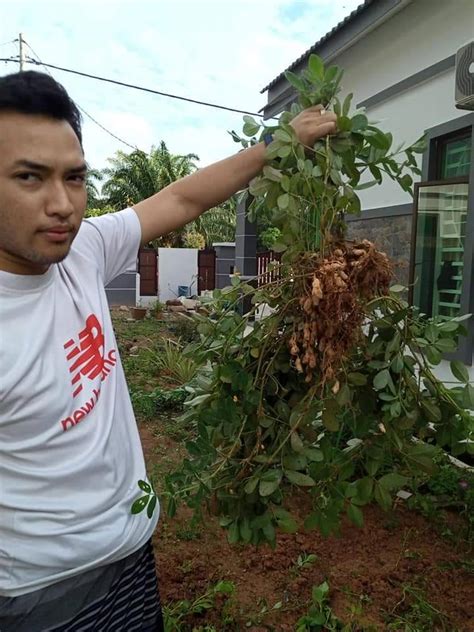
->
xmin=0 ymin=208 xmax=159 ymax=597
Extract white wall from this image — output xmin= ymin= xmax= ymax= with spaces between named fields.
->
xmin=329 ymin=0 xmax=474 ymax=377
xmin=331 ymin=0 xmax=473 ymax=210
xmin=157 ymin=248 xmax=198 ymax=302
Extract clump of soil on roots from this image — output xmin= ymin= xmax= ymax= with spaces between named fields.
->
xmin=289 ymin=240 xmax=393 ymax=384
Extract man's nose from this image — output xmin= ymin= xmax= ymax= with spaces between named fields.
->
xmin=45 ymin=180 xmax=75 ymax=217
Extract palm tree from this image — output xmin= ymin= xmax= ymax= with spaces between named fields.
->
xmin=189 ymin=197 xmax=236 ymax=248
xmin=101 ymin=142 xmax=198 ymax=247
xmin=85 ymin=167 xmax=105 ymax=209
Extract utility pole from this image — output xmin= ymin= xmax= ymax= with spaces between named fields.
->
xmin=19 ymin=33 xmax=25 ymax=71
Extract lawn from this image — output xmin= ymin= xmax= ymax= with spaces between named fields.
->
xmin=112 ymin=307 xmax=474 ymax=631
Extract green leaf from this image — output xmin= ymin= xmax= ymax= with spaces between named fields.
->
xmin=356 ymin=477 xmax=374 ymax=504
xmin=354 ymin=179 xmax=378 ymax=190
xmin=303 ymin=447 xmax=324 ymax=462
xmin=374 ymin=482 xmax=392 ymax=511
xmin=322 ymin=399 xmax=340 ymax=431
xmin=138 ymin=480 xmax=152 ymax=493
xmin=277 ymin=193 xmax=289 ymax=210
xmin=239 ymin=518 xmax=252 ymax=543
xmin=312 ymin=581 xmax=329 ymax=605
xmin=463 ymin=383 xmax=474 ymax=408
xmin=390 ymin=284 xmax=406 ymax=293
xmin=259 ymin=474 xmax=282 ymax=497
xmin=336 ymin=383 xmax=352 ymax=406
xmin=378 ymin=473 xmax=409 ymax=491
xmin=249 ymin=177 xmax=271 ymax=197
xmin=244 ymin=477 xmax=259 ymax=494
xmin=342 ymin=92 xmax=353 ymax=116
xmin=425 ymin=346 xmax=442 ymax=365
xmin=284 ymin=70 xmax=306 ymax=92
xmin=308 ymin=54 xmax=324 ymax=80
xmin=228 ymin=521 xmax=240 ymax=544
xmin=290 ymin=431 xmax=305 ymax=453
xmin=274 ymin=508 xmax=298 ymax=533
xmin=438 ymin=320 xmax=459 ymax=333
xmin=131 ymin=495 xmax=150 ymax=514
xmin=262 ymin=165 xmax=283 ymax=182
xmin=283 ymin=454 xmax=308 ymax=471
xmin=369 ymin=165 xmax=382 ymax=184
xmin=450 ymin=360 xmax=470 ymax=384
xmin=400 ymin=174 xmax=413 ymax=192
xmin=243 ymin=122 xmax=260 ymax=137
xmin=365 ymin=459 xmax=382 ymax=477
xmin=285 ymin=470 xmax=316 ymax=487
xmin=351 ymin=113 xmax=368 ymax=131
xmin=147 ymin=495 xmax=157 ymax=519
xmin=373 ymin=369 xmax=390 ymax=390
xmin=421 ymin=399 xmax=442 ymax=422
xmin=348 ymin=372 xmax=367 ymax=386
xmin=391 ymin=355 xmax=404 ymax=373
xmin=277 ymin=145 xmax=292 ymax=158
xmin=274 ymin=128 xmax=293 ymax=143
xmin=347 ymin=503 xmax=364 ymax=527
xmin=435 ymin=338 xmax=457 ymax=353
xmin=337 ymin=116 xmax=352 ymax=132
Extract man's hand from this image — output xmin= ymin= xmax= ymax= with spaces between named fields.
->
xmin=290 ymin=105 xmax=337 ymax=146
xmin=133 ymin=105 xmax=338 ymax=245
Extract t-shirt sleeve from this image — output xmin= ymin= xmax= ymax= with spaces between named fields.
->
xmin=72 ymin=208 xmax=142 ymax=286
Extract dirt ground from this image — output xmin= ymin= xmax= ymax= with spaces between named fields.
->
xmin=139 ymin=422 xmax=474 ymax=631
xmin=111 ymin=308 xmax=473 ymax=630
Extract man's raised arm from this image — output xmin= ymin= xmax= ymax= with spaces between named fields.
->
xmin=133 ymin=106 xmax=337 ymax=245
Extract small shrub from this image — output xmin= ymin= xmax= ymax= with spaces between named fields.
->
xmin=168 ymin=315 xmax=201 ymax=344
xmin=149 ymin=338 xmax=198 ymax=385
xmin=130 ymin=386 xmax=187 ymax=420
xmin=163 ymin=581 xmax=234 ymax=632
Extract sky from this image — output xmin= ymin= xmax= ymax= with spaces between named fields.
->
xmin=0 ymin=0 xmax=363 ymax=170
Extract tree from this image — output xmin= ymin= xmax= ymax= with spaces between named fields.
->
xmin=101 ymin=142 xmax=199 ymax=247
xmin=85 ymin=167 xmax=105 ymax=210
xmin=189 ymin=198 xmax=236 ymax=248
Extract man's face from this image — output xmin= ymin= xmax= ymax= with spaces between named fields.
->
xmin=0 ymin=112 xmax=87 ymax=275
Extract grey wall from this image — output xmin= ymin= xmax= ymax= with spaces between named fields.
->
xmin=214 ymin=244 xmax=236 ymax=289
xmin=105 ymin=271 xmax=137 ymax=306
xmin=347 ymin=212 xmax=412 ymax=286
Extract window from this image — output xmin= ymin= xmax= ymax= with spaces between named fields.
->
xmin=437 ymin=133 xmax=471 ymax=179
xmin=412 ymin=182 xmax=468 ymax=319
xmin=410 ymin=116 xmax=473 ymax=364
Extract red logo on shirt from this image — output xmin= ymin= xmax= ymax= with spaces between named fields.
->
xmin=60 ymin=314 xmax=117 ymax=432
xmin=64 ymin=314 xmax=113 ymax=397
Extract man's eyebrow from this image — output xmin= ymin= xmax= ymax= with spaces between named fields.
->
xmin=12 ymin=159 xmax=88 ymax=173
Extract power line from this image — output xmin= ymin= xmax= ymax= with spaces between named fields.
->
xmin=20 ymin=42 xmax=141 ymax=152
xmin=20 ymin=57 xmax=265 ymax=118
xmin=0 ymin=39 xmax=17 ymax=47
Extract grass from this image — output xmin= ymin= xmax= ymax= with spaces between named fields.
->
xmin=386 ymin=583 xmax=458 ymax=631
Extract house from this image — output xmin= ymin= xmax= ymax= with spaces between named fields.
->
xmin=235 ymin=0 xmax=473 ymax=377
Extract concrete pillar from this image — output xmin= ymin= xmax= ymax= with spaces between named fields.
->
xmin=234 ymin=194 xmax=257 ymax=316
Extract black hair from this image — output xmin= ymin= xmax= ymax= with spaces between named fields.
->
xmin=0 ymin=70 xmax=82 ymax=144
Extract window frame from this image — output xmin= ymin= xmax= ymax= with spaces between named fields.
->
xmin=435 ymin=130 xmax=472 ymax=180
xmin=409 ymin=113 xmax=474 ymax=365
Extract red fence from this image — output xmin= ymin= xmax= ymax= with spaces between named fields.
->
xmin=257 ymin=250 xmax=282 ymax=287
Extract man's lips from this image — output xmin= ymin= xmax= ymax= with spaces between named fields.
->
xmin=40 ymin=227 xmax=73 ymax=242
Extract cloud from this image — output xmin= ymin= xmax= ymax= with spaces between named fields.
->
xmin=1 ymin=0 xmax=364 ymax=170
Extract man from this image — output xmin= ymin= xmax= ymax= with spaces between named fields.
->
xmin=0 ymin=70 xmax=336 ymax=631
